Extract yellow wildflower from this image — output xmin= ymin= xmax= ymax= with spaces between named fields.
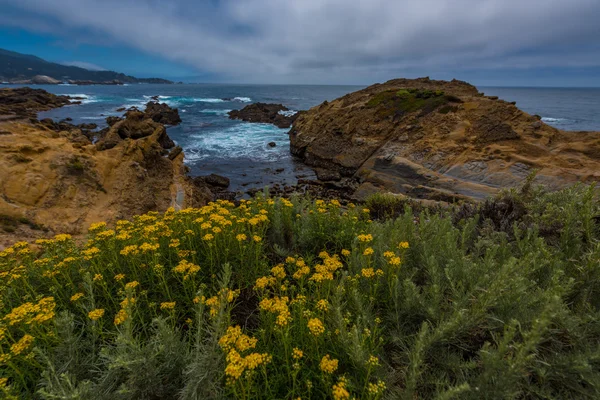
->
xmin=308 ymin=317 xmax=325 ymax=336
xmin=320 ymin=355 xmax=339 ymax=374
xmin=357 ymin=234 xmax=373 ymax=242
xmin=125 ymin=281 xmax=139 ymax=290
xmin=114 ymin=273 xmax=126 ymax=282
xmin=399 ymin=241 xmax=410 ymax=249
xmin=203 ymin=233 xmax=214 ymax=241
xmin=160 ymin=302 xmax=176 ymax=310
xmin=363 ymin=247 xmax=374 ymax=256
xmin=236 ymin=233 xmax=247 ymax=241
xmin=10 ymin=334 xmax=34 ymax=355
xmin=361 ymin=268 xmax=375 ymax=278
xmin=70 ymin=292 xmax=84 ymax=302
xmin=114 ymin=309 xmax=128 ymax=326
xmin=292 ymin=348 xmax=304 ymax=360
xmin=341 ymin=249 xmax=351 ymax=256
xmin=253 ymin=235 xmax=262 ymax=243
xmin=88 ymin=309 xmax=105 ymax=321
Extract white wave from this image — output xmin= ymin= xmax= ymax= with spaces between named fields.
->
xmin=542 ymin=117 xmax=568 ymax=123
xmin=184 ymin=123 xmax=289 ymax=163
xmin=200 ymin=109 xmax=232 ymax=116
xmin=192 ymin=98 xmax=225 ymax=103
xmin=79 ymin=116 xmax=105 ymax=120
xmin=233 ymin=97 xmax=252 ymax=103
xmin=58 ymin=83 xmax=75 ymax=86
xmin=69 ymin=94 xmax=99 ymax=104
xmin=278 ymin=110 xmax=297 ymax=117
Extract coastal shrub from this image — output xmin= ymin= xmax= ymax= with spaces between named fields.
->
xmin=366 ymin=88 xmax=462 ymax=120
xmin=1 ymin=185 xmax=599 ymax=399
xmin=365 ymin=192 xmax=408 ymax=220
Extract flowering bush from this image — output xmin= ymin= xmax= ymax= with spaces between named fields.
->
xmin=1 ymin=186 xmax=599 ymax=399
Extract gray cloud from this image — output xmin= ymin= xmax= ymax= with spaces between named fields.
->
xmin=1 ymin=0 xmax=599 ymax=83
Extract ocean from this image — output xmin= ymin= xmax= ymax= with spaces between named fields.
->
xmin=5 ymin=83 xmax=599 ymax=191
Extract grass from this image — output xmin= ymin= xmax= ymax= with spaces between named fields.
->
xmin=0 ymin=184 xmax=599 ymax=399
xmin=366 ymin=88 xmax=461 ymax=120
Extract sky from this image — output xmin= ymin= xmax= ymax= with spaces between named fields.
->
xmin=0 ymin=0 xmax=599 ymax=86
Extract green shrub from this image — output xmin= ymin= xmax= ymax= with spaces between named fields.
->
xmin=0 ymin=184 xmax=599 ymax=399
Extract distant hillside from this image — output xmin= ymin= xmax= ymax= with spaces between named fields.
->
xmin=0 ymin=48 xmax=173 ymax=84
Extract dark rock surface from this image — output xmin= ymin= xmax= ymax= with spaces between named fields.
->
xmin=228 ymin=103 xmax=298 ymax=128
xmin=144 ymin=101 xmax=182 ymax=125
xmin=0 ymin=87 xmax=72 ymax=118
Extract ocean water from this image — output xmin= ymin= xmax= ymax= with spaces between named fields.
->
xmin=4 ymin=83 xmax=598 ymax=190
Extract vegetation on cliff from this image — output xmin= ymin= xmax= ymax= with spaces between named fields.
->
xmin=1 ymin=181 xmax=599 ymax=399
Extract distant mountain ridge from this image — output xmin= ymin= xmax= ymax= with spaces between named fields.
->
xmin=0 ymin=48 xmax=173 ymax=84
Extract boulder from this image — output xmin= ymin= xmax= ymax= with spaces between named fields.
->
xmin=144 ymin=101 xmax=182 ymax=125
xmin=204 ymin=173 xmax=231 ymax=188
xmin=228 ymin=103 xmax=298 ymax=128
xmin=268 ymin=142 xmax=277 ymax=147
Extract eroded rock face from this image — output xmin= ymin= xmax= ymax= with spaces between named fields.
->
xmin=228 ymin=103 xmax=298 ymax=128
xmin=290 ymin=77 xmax=600 ymax=202
xmin=0 ymin=90 xmax=209 ymax=247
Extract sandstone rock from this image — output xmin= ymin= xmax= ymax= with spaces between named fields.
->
xmin=290 ymin=77 xmax=600 ymax=202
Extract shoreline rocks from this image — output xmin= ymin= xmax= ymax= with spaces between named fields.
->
xmin=228 ymin=103 xmax=299 ymax=128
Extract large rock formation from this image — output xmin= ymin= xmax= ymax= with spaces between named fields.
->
xmin=290 ymin=78 xmax=600 ymax=202
xmin=0 ymin=87 xmax=72 ymax=119
xmin=0 ymin=96 xmax=210 ymax=248
xmin=229 ymin=103 xmax=299 ymax=128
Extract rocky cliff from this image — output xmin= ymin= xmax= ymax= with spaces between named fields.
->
xmin=290 ymin=78 xmax=600 ymax=202
xmin=0 ymin=89 xmax=209 ymax=247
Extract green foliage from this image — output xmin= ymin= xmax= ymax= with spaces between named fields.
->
xmin=1 ymin=184 xmax=599 ymax=399
xmin=366 ymin=88 xmax=461 ymax=119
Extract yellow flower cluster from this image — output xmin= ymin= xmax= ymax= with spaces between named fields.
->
xmin=259 ymin=296 xmax=291 ymax=326
xmin=332 ymin=378 xmax=351 ymax=400
xmin=70 ymin=293 xmax=84 ymax=302
xmin=10 ymin=334 xmax=34 ymax=356
xmin=219 ymin=326 xmax=271 ymax=382
xmin=307 ymin=317 xmax=325 ymax=336
xmin=172 ymin=259 xmax=200 ymax=280
xmin=367 ymin=380 xmax=387 ymax=395
xmin=357 ymin=234 xmax=373 ymax=242
xmin=4 ymin=297 xmax=55 ymax=326
xmin=160 ymin=302 xmax=176 ymax=310
xmin=309 ymin=252 xmax=343 ymax=282
xmin=320 ymin=354 xmax=339 ymax=374
xmin=88 ymin=309 xmax=105 ymax=320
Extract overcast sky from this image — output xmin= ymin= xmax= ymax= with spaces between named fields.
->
xmin=1 ymin=0 xmax=599 ymax=85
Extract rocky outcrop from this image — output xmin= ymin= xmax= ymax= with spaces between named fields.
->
xmin=144 ymin=101 xmax=182 ymax=125
xmin=229 ymin=103 xmax=299 ymax=128
xmin=290 ymin=77 xmax=600 ymax=202
xmin=0 ymin=87 xmax=72 ymax=118
xmin=0 ymin=90 xmax=210 ymax=247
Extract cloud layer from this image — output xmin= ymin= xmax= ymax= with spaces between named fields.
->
xmin=2 ymin=0 xmax=600 ymax=83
